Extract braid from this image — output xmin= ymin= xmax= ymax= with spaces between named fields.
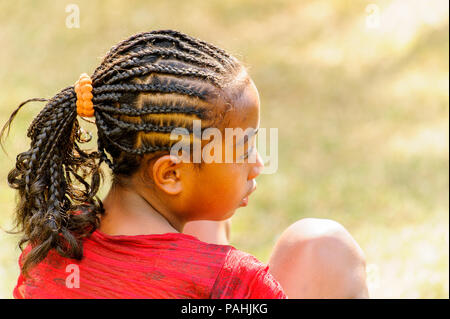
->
xmin=157 ymin=30 xmax=234 ymax=58
xmin=94 ymin=47 xmax=225 ymax=84
xmin=98 ymin=32 xmax=219 ymax=69
xmin=94 ymin=104 xmax=205 ymax=118
xmin=24 ymin=93 xmax=75 ymax=195
xmin=92 ymin=32 xmax=224 ymax=82
xmin=100 ymin=111 xmax=182 ymax=133
xmin=104 ymin=64 xmax=220 ymax=87
xmin=117 ymin=49 xmax=223 ymax=71
xmin=156 ymin=30 xmax=235 ymax=68
xmin=1 ymin=86 xmax=103 ymax=275
xmin=27 ymin=87 xmax=75 ymax=140
xmin=93 ymin=82 xmax=208 ymax=99
xmin=33 ymin=109 xmax=75 ymax=180
xmin=95 ymin=115 xmax=169 ymax=155
xmin=92 ymin=92 xmax=122 ymax=103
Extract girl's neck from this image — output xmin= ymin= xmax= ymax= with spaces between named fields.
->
xmin=99 ymin=183 xmax=183 ymax=236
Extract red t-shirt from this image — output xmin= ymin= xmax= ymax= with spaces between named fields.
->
xmin=13 ymin=230 xmax=286 ymax=299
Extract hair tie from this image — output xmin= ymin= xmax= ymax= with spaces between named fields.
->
xmin=74 ymin=73 xmax=94 ymax=117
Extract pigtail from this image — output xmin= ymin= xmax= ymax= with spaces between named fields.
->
xmin=1 ymin=86 xmax=105 ymax=276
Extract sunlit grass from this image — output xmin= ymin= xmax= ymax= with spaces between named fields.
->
xmin=0 ymin=0 xmax=448 ymax=298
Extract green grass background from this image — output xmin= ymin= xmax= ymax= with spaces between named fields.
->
xmin=0 ymin=0 xmax=448 ymax=298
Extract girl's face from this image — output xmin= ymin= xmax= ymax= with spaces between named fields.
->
xmin=139 ymin=78 xmax=264 ymax=226
xmin=178 ymin=79 xmax=264 ymax=221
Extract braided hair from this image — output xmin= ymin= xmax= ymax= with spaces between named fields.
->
xmin=0 ymin=29 xmax=247 ymax=275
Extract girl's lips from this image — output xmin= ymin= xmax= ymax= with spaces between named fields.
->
xmin=240 ymin=196 xmax=249 ymax=207
xmin=239 ymin=180 xmax=257 ymax=207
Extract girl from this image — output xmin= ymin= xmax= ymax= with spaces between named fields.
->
xmin=1 ymin=29 xmax=368 ymax=298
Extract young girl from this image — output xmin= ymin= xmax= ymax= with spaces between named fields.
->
xmin=1 ymin=29 xmax=368 ymax=299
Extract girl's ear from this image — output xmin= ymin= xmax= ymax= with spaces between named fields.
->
xmin=152 ymin=155 xmax=183 ymax=195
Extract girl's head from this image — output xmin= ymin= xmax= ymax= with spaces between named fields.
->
xmin=1 ymin=29 xmax=263 ymax=274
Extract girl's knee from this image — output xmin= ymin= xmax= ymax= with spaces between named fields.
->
xmin=288 ymin=218 xmax=364 ymax=262
xmin=275 ymin=218 xmax=357 ymax=252
xmin=268 ymin=218 xmax=368 ymax=298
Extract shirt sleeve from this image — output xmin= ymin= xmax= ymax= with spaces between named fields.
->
xmin=210 ymin=247 xmax=287 ymax=299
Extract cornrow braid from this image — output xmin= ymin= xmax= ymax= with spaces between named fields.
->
xmin=1 ymin=29 xmax=248 ymax=275
xmin=117 ymin=49 xmax=224 ymax=72
xmin=100 ymin=111 xmax=181 ymax=133
xmin=94 ymin=104 xmax=205 ymax=117
xmin=92 ymin=82 xmax=208 ymax=99
xmin=95 ymin=47 xmax=226 ymax=83
xmin=155 ymin=30 xmax=237 ymax=70
xmin=92 ymin=32 xmax=227 ymax=83
xmin=158 ymin=30 xmax=234 ymax=59
xmin=104 ymin=64 xmax=221 ymax=87
xmin=95 ymin=115 xmax=170 ymax=155
xmin=98 ymin=32 xmax=222 ymax=71
xmin=24 ymin=92 xmax=76 ymax=195
xmin=92 ymin=92 xmax=122 ymax=103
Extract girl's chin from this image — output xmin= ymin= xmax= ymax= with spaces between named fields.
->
xmin=239 ymin=196 xmax=249 ymax=207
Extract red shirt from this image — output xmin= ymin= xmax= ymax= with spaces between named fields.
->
xmin=14 ymin=230 xmax=286 ymax=299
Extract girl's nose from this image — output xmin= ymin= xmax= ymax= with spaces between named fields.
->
xmin=248 ymin=151 xmax=264 ymax=180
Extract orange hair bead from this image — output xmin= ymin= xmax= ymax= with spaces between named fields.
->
xmin=74 ymin=73 xmax=95 ymax=117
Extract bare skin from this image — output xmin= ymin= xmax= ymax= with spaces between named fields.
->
xmin=268 ymin=218 xmax=369 ymax=298
xmin=100 ymin=76 xmax=369 ymax=298
xmin=183 ymin=219 xmax=231 ymax=245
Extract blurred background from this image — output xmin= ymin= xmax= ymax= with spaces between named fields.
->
xmin=0 ymin=0 xmax=448 ymax=298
